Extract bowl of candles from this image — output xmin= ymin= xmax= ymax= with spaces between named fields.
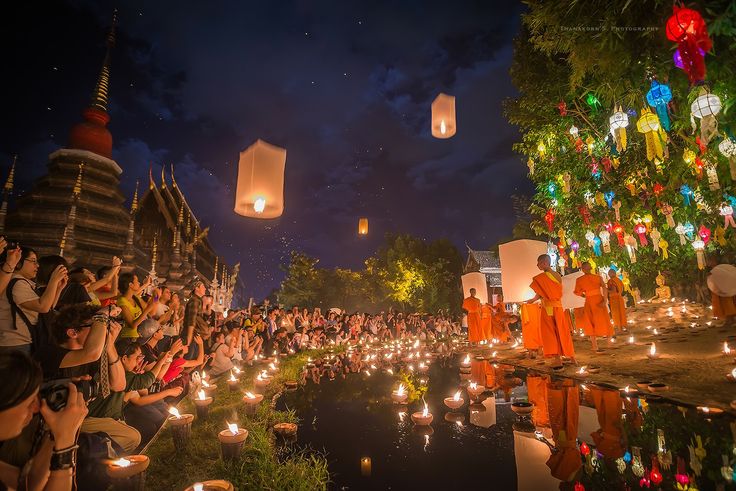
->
xmin=443 ymin=391 xmax=465 ymax=410
xmin=511 ymin=401 xmax=534 ymax=416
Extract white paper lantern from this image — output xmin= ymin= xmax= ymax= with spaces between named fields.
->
xmin=234 ymin=139 xmax=286 ymax=219
xmin=461 ymin=272 xmax=488 ymax=305
xmin=498 ymin=239 xmax=548 ymax=303
xmin=719 ymin=138 xmax=736 ymax=158
xmin=609 ymin=110 xmax=629 ymax=130
xmin=431 ymin=93 xmax=456 ymax=139
xmin=691 ymin=93 xmax=721 ymax=118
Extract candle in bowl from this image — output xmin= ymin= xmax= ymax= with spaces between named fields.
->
xmin=510 ymin=401 xmax=534 ymax=416
xmin=391 ymin=383 xmax=408 ymax=404
xmin=227 ymin=372 xmax=239 ymax=392
xmin=184 ymin=480 xmax=234 ymax=491
xmin=459 ymin=354 xmax=471 ymax=373
xmin=106 ymin=455 xmax=150 ymax=490
xmin=193 ymin=389 xmax=213 ymax=419
xmin=466 ymin=382 xmax=485 ymax=399
xmin=273 ymin=422 xmax=298 ymax=438
xmin=726 ymin=368 xmax=736 ymax=382
xmin=284 ymin=380 xmax=298 ymax=391
xmin=410 ymin=401 xmax=433 ymax=426
xmin=255 ymin=371 xmax=271 ymax=388
xmin=243 ymin=391 xmax=264 ymax=414
xmin=218 ymin=422 xmax=249 ymax=460
xmin=167 ymin=407 xmax=194 ymax=450
xmin=443 ymin=390 xmax=465 ymax=410
xmin=201 ymin=380 xmax=218 ymax=398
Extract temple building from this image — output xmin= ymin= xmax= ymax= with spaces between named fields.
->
xmin=1 ymin=15 xmax=237 ymax=308
xmin=464 ymin=246 xmax=503 ymax=290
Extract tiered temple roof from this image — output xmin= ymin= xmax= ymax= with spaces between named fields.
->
xmin=464 ymin=246 xmax=502 ymax=288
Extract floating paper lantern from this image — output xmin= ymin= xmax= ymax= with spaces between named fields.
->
xmin=358 ymin=218 xmax=368 ymax=235
xmin=461 ymin=272 xmax=488 ymax=305
xmin=431 ymin=93 xmax=456 ymax=139
xmin=234 ymin=139 xmax=286 ymax=219
xmin=498 ymin=239 xmax=548 ymax=303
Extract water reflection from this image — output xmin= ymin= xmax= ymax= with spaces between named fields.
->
xmin=278 ymin=345 xmax=734 ymax=490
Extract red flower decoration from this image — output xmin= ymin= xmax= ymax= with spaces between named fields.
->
xmin=557 ymin=101 xmax=567 ymax=116
xmin=580 ymin=441 xmax=590 ymax=456
xmin=574 ymin=482 xmax=585 ymax=491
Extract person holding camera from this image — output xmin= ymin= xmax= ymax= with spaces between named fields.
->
xmin=0 ymin=351 xmax=87 ymax=491
xmin=0 ymin=238 xmax=22 ymax=297
xmin=117 ymin=273 xmax=159 ymax=340
xmin=0 ymin=247 xmax=68 ymax=355
xmin=181 ymin=280 xmax=207 ymax=360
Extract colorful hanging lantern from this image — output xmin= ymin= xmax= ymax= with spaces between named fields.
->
xmin=234 ymin=139 xmax=287 ymax=219
xmin=692 ymin=239 xmax=706 ymax=269
xmin=358 ymin=217 xmax=368 ymax=235
xmin=718 ymin=137 xmax=736 ymax=180
xmin=675 ymin=223 xmax=687 ymax=245
xmin=585 ymin=93 xmax=601 ymax=111
xmin=698 ymin=224 xmax=711 ymax=245
xmin=721 ymin=202 xmax=736 ymax=228
xmin=431 ymin=93 xmax=456 ymax=139
xmin=680 ymin=184 xmax=693 ymax=206
xmin=706 ymin=164 xmax=720 ymax=190
xmin=666 ymin=6 xmax=712 ymax=84
xmin=613 ymin=200 xmax=621 ymax=221
xmin=660 ymin=203 xmax=676 ymax=228
xmin=650 ymin=227 xmax=661 ymax=253
xmin=634 ymin=223 xmax=648 ymax=246
xmin=557 ymin=100 xmax=567 ymax=116
xmin=683 ymin=221 xmax=695 ymax=240
xmin=599 ymin=230 xmax=611 ymax=253
xmin=646 ymin=80 xmax=672 ymax=132
xmin=586 ymin=136 xmax=595 ymax=156
xmin=600 ymin=156 xmax=612 ymax=173
xmin=624 ymin=234 xmax=637 ymax=263
xmin=604 ymin=191 xmax=615 ymax=208
xmin=562 ymin=172 xmax=571 ymax=193
xmin=637 ymin=107 xmax=666 ymax=162
xmin=659 ymin=238 xmax=669 ymax=259
xmin=569 ymin=125 xmax=579 ymax=138
xmin=691 ymin=89 xmax=721 ymax=146
xmin=609 ymin=105 xmax=629 ymax=152
xmin=613 ymin=223 xmax=625 ymax=245
xmin=544 ymin=209 xmax=555 ymax=231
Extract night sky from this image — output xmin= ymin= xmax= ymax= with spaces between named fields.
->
xmin=0 ymin=0 xmax=532 ymax=300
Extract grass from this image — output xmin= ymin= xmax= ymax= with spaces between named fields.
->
xmin=145 ymin=349 xmax=337 ymax=490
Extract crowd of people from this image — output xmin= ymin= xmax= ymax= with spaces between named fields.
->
xmin=0 ymin=238 xmax=467 ymax=491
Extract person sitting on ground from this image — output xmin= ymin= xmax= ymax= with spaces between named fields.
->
xmin=117 ymin=273 xmax=158 ymax=340
xmin=208 ymin=329 xmax=241 ymax=376
xmin=0 ymin=351 xmax=87 ymax=491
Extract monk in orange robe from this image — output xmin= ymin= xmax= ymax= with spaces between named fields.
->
xmin=462 ymin=288 xmax=483 ymax=344
xmin=521 ymin=302 xmax=542 ymax=358
xmin=545 ymin=379 xmax=582 ymax=483
xmin=573 ymin=261 xmax=613 ymax=352
xmin=588 ymin=386 xmax=625 ymax=459
xmin=526 ymin=254 xmax=576 ymax=368
xmin=480 ymin=302 xmax=493 ymax=341
xmin=606 ymin=270 xmax=627 ymax=331
xmin=526 ymin=374 xmax=550 ymax=428
xmin=572 ymin=307 xmax=590 ymax=334
xmin=491 ymin=295 xmax=515 ymax=343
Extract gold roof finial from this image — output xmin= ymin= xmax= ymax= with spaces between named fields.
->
xmin=213 ymin=256 xmax=219 ymax=282
xmin=131 ymin=181 xmax=139 ymax=213
xmin=161 ymin=165 xmax=167 ymax=189
xmin=170 ymin=163 xmax=177 ymax=188
xmin=4 ymin=155 xmax=16 ymax=193
xmin=72 ymin=163 xmax=84 ymax=197
xmin=90 ymin=10 xmax=116 ymax=112
xmin=148 ymin=165 xmax=155 ymax=190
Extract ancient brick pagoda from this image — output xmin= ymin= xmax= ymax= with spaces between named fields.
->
xmin=1 ymin=15 xmax=237 ymax=305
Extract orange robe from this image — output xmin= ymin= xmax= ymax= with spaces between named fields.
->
xmin=712 ymin=293 xmax=736 ymax=318
xmin=607 ymin=277 xmax=627 ymax=329
xmin=530 ymin=272 xmax=575 ymax=358
xmin=574 ymin=274 xmax=612 ymax=337
xmin=546 ymin=380 xmax=582 ymax=482
xmin=526 ymin=374 xmax=550 ymax=428
xmin=463 ymin=296 xmax=482 ymax=342
xmin=480 ymin=303 xmax=493 ymax=341
xmin=572 ymin=307 xmax=590 ymax=333
xmin=491 ymin=302 xmax=511 ymax=342
xmin=589 ymin=387 xmax=625 ymax=459
xmin=520 ymin=303 xmax=542 ymax=350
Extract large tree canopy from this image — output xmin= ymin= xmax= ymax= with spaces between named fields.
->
xmin=506 ymin=0 xmax=736 ymax=295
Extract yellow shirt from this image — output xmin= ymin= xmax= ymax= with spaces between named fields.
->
xmin=118 ymin=295 xmax=143 ymax=338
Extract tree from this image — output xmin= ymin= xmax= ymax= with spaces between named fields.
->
xmin=277 ymin=252 xmax=322 ymax=307
xmin=506 ymin=0 xmax=736 ymax=296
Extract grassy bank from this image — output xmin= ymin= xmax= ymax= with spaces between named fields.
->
xmin=145 ymin=349 xmax=334 ymax=490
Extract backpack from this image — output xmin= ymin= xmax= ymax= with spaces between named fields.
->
xmin=5 ymin=278 xmax=52 ymax=355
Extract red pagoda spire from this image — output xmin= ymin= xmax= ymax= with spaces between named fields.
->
xmin=68 ymin=11 xmax=116 ymax=158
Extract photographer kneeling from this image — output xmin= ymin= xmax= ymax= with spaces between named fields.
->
xmin=0 ymin=351 xmax=87 ymax=491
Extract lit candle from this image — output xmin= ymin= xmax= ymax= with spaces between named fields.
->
xmin=106 ymin=455 xmax=150 ymax=482
xmin=391 ymin=384 xmax=408 ymax=404
xmin=167 ymin=407 xmax=194 ymax=450
xmin=218 ymin=422 xmax=248 ymax=460
xmin=360 ymin=457 xmax=372 ymax=477
xmin=411 ymin=400 xmax=433 ymax=426
xmin=648 ymin=343 xmax=660 ymax=359
xmin=627 ymin=335 xmax=635 ymax=345
xmin=193 ymin=389 xmax=214 ymax=419
xmin=227 ymin=371 xmax=239 ymax=391
xmin=444 ymin=390 xmax=465 ymax=410
xmin=723 ymin=342 xmax=732 ymax=355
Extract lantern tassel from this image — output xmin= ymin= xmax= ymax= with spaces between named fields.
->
xmin=644 ymin=132 xmax=664 ymax=161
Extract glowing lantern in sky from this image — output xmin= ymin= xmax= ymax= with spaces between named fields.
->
xmin=358 ymin=217 xmax=368 ymax=235
xmin=234 ymin=139 xmax=286 ymax=219
xmin=431 ymin=93 xmax=456 ymax=139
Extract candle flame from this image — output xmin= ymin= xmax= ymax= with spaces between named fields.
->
xmin=229 ymin=372 xmax=237 ymax=382
xmin=233 ymin=366 xmax=241 ymax=374
xmin=628 ymin=335 xmax=635 ymax=344
xmin=201 ymin=370 xmax=207 ymax=378
xmin=253 ymin=197 xmax=266 ymax=213
xmin=463 ymin=354 xmax=470 ymax=364
xmin=422 ymin=401 xmax=429 ymax=417
xmin=731 ymin=368 xmax=736 ymax=379
xmin=396 ymin=383 xmax=406 ymax=396
xmin=193 ymin=484 xmax=204 ymax=491
xmin=413 ymin=339 xmax=420 ymax=348
xmin=387 ymin=368 xmax=393 ymax=375
xmin=168 ymin=407 xmax=181 ymax=418
xmin=112 ymin=458 xmax=131 ymax=467
xmin=650 ymin=343 xmax=656 ymax=356
xmin=227 ymin=422 xmax=239 ymax=435
xmin=578 ymin=366 xmax=587 ymax=374
xmin=492 ymin=351 xmax=498 ymax=358
xmin=198 ymin=389 xmax=206 ymax=400
xmin=245 ymin=391 xmax=256 ymax=399
xmin=724 ymin=342 xmax=731 ymax=354
xmin=202 ymin=380 xmax=210 ymax=388
xmin=260 ymin=370 xmax=268 ymax=378
xmin=269 ymin=363 xmax=276 ymax=370
xmin=469 ymin=382 xmax=477 ymax=390
xmin=453 ymin=391 xmax=461 ymax=401
xmin=440 ymin=120 xmax=447 ymax=135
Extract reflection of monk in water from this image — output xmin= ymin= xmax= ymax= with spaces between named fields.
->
xmin=546 ymin=379 xmax=582 ymax=484
xmin=526 ymin=374 xmax=550 ymax=429
xmin=586 ymin=386 xmax=625 ymax=459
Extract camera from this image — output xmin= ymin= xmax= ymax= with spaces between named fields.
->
xmin=1 ymin=236 xmax=19 ymax=250
xmin=39 ymin=378 xmax=99 ymax=412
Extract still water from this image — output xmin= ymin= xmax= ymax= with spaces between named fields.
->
xmin=278 ymin=347 xmax=736 ymax=490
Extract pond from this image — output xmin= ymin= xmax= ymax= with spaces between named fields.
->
xmin=277 ymin=342 xmax=736 ymax=490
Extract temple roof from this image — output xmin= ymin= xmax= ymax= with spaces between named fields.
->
xmin=464 ymin=246 xmax=502 ymax=287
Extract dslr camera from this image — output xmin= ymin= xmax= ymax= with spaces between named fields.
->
xmin=39 ymin=378 xmax=99 ymax=412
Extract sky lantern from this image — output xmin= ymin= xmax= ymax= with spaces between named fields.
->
xmin=431 ymin=93 xmax=456 ymax=138
xmin=358 ymin=217 xmax=368 ymax=235
xmin=234 ymin=139 xmax=286 ymax=219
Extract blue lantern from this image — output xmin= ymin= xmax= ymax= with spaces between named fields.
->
xmin=646 ymin=80 xmax=672 ymax=132
xmin=680 ymin=184 xmax=693 ymax=206
xmin=604 ymin=191 xmax=615 ymax=208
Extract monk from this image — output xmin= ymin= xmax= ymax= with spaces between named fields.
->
xmin=520 ymin=302 xmax=542 ymax=358
xmin=545 ymin=379 xmax=582 ymax=483
xmin=707 ymin=254 xmax=736 ymax=324
xmin=607 ymin=270 xmax=627 ymax=332
xmin=588 ymin=387 xmax=625 ymax=460
xmin=480 ymin=302 xmax=493 ymax=342
xmin=526 ymin=254 xmax=576 ymax=368
xmin=573 ymin=261 xmax=613 ymax=352
xmin=526 ymin=374 xmax=550 ymax=428
xmin=490 ymin=295 xmax=516 ymax=343
xmin=462 ymin=288 xmax=483 ymax=344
